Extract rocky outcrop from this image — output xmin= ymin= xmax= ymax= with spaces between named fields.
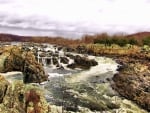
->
xmin=67 ymin=55 xmax=98 ymax=69
xmin=0 ymin=75 xmax=9 ymax=103
xmin=0 ymin=46 xmax=47 ymax=83
xmin=75 ymin=43 xmax=150 ymax=112
xmin=0 ymin=75 xmax=50 ymax=113
xmin=112 ymin=57 xmax=150 ymax=112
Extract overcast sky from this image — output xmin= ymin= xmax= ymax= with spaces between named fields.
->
xmin=0 ymin=0 xmax=150 ymax=37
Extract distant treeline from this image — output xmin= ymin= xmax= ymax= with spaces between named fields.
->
xmin=0 ymin=32 xmax=150 ymax=47
xmin=82 ymin=33 xmax=150 ymax=46
xmin=0 ymin=33 xmax=81 ymax=47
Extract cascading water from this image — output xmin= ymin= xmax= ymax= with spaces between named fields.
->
xmin=5 ymin=43 xmax=147 ymax=113
xmin=37 ymin=44 xmax=146 ymax=113
xmin=42 ymin=57 xmax=47 ymax=66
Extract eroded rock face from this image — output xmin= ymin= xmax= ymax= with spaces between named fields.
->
xmin=0 ymin=46 xmax=47 ymax=83
xmin=112 ymin=58 xmax=150 ymax=112
xmin=0 ymin=77 xmax=50 ymax=113
xmin=0 ymin=75 xmax=9 ymax=103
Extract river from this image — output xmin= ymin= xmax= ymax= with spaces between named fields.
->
xmin=1 ymin=43 xmax=147 ymax=113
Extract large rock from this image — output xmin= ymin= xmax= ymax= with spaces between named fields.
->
xmin=0 ymin=75 xmax=9 ymax=103
xmin=67 ymin=55 xmax=98 ymax=69
xmin=112 ymin=60 xmax=150 ymax=112
xmin=52 ymin=57 xmax=58 ymax=65
xmin=0 ymin=77 xmax=50 ymax=113
xmin=0 ymin=46 xmax=47 ymax=83
xmin=60 ymin=57 xmax=69 ymax=64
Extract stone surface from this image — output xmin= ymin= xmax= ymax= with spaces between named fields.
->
xmin=0 ymin=75 xmax=9 ymax=103
xmin=60 ymin=57 xmax=69 ymax=64
xmin=112 ymin=57 xmax=150 ymax=112
xmin=0 ymin=75 xmax=50 ymax=113
xmin=67 ymin=55 xmax=98 ymax=69
xmin=0 ymin=46 xmax=47 ymax=83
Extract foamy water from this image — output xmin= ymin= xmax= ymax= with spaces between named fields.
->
xmin=67 ymin=56 xmax=118 ymax=83
xmin=0 ymin=0 xmax=150 ymax=38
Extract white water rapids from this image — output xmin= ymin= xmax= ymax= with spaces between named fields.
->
xmin=0 ymin=43 xmax=147 ymax=113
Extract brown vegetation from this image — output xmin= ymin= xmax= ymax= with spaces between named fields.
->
xmin=0 ymin=32 xmax=150 ymax=47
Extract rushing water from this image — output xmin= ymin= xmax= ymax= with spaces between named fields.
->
xmin=34 ymin=44 xmax=146 ymax=113
xmin=1 ymin=43 xmax=147 ymax=113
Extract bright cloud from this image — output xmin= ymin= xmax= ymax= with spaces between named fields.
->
xmin=0 ymin=0 xmax=150 ymax=37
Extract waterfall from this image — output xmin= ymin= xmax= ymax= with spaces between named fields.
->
xmin=42 ymin=57 xmax=47 ymax=66
xmin=50 ymin=57 xmax=55 ymax=68
xmin=37 ymin=51 xmax=40 ymax=63
xmin=58 ymin=56 xmax=61 ymax=67
xmin=37 ymin=47 xmax=41 ymax=63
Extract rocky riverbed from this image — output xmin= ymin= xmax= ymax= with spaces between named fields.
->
xmin=0 ymin=42 xmax=149 ymax=113
xmin=112 ymin=55 xmax=150 ymax=112
xmin=74 ymin=44 xmax=150 ymax=112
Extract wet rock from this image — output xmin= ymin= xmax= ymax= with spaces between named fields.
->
xmin=0 ymin=46 xmax=48 ymax=83
xmin=46 ymin=52 xmax=53 ymax=57
xmin=74 ymin=55 xmax=98 ymax=69
xmin=52 ymin=57 xmax=58 ymax=65
xmin=57 ymin=65 xmax=64 ymax=70
xmin=65 ymin=53 xmax=75 ymax=59
xmin=39 ymin=52 xmax=46 ymax=57
xmin=57 ymin=46 xmax=63 ymax=51
xmin=67 ymin=63 xmax=76 ymax=69
xmin=46 ymin=58 xmax=51 ymax=65
xmin=116 ymin=65 xmax=125 ymax=71
xmin=67 ymin=55 xmax=98 ymax=69
xmin=113 ymin=61 xmax=150 ymax=111
xmin=60 ymin=57 xmax=69 ymax=64
xmin=52 ymin=53 xmax=59 ymax=57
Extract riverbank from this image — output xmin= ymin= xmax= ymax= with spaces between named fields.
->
xmin=74 ymin=44 xmax=150 ymax=112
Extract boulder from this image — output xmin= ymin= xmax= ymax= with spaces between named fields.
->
xmin=74 ymin=55 xmax=98 ymax=69
xmin=0 ymin=79 xmax=50 ymax=113
xmin=67 ymin=55 xmax=98 ymax=69
xmin=65 ymin=53 xmax=75 ymax=59
xmin=112 ymin=60 xmax=150 ymax=111
xmin=0 ymin=75 xmax=9 ymax=103
xmin=60 ymin=57 xmax=69 ymax=64
xmin=57 ymin=46 xmax=63 ymax=51
xmin=46 ymin=58 xmax=51 ymax=65
xmin=52 ymin=57 xmax=58 ymax=65
xmin=0 ymin=46 xmax=48 ymax=83
xmin=39 ymin=52 xmax=46 ymax=57
xmin=67 ymin=63 xmax=76 ymax=69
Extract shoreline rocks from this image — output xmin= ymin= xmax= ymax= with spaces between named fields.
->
xmin=74 ymin=44 xmax=150 ymax=112
xmin=0 ymin=46 xmax=48 ymax=83
xmin=112 ymin=59 xmax=150 ymax=112
xmin=0 ymin=75 xmax=50 ymax=113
